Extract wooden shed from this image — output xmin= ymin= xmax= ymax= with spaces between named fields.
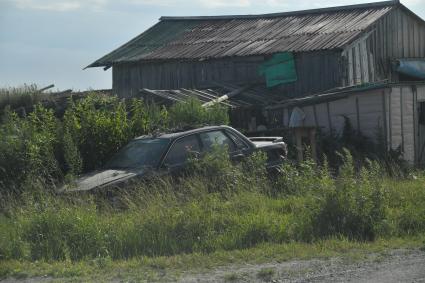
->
xmin=266 ymin=83 xmax=425 ymax=164
xmin=87 ymin=0 xmax=425 ymax=98
xmin=87 ymin=0 xmax=425 ymax=163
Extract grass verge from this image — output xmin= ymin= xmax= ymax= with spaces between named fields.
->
xmin=0 ymin=235 xmax=423 ymax=282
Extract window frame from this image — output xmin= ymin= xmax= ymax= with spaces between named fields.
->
xmin=198 ymin=129 xmax=239 ymax=153
xmin=224 ymin=129 xmax=251 ymax=150
xmin=160 ymin=134 xmax=202 ymax=168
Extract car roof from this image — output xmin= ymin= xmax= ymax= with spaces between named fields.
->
xmin=133 ymin=125 xmax=232 ymax=140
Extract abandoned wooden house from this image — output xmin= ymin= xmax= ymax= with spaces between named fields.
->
xmin=87 ymin=0 xmax=425 ymax=164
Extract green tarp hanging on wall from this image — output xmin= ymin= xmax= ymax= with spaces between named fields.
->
xmin=258 ymin=52 xmax=297 ymax=88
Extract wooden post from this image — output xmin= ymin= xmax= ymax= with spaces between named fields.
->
xmin=309 ymin=128 xmax=317 ymax=163
xmin=294 ymin=127 xmax=317 ymax=163
xmin=295 ymin=128 xmax=303 ymax=163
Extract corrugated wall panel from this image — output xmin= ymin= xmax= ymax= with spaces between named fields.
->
xmin=416 ymin=86 xmax=425 ymax=164
xmin=356 ymin=91 xmax=384 ymax=138
xmin=297 ymin=90 xmax=384 ymax=138
xmin=328 ymin=97 xmax=357 ymax=135
xmin=389 ymin=87 xmax=402 ymax=152
xmin=300 ymin=105 xmax=316 ymax=127
xmin=418 ymin=85 xmax=425 ymax=101
xmin=401 ymin=86 xmax=415 ymax=163
xmin=314 ymin=103 xmax=331 ymax=132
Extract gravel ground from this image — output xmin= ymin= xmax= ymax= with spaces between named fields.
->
xmin=2 ymin=248 xmax=425 ymax=282
xmin=180 ymin=249 xmax=425 ymax=283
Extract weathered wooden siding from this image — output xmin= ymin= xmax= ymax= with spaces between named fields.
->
xmin=342 ymin=7 xmax=425 ymax=86
xmin=385 ymin=86 xmax=416 ymax=163
xmin=274 ymin=85 xmax=420 ymax=163
xmin=112 ymin=51 xmax=341 ymax=98
xmin=281 ymin=89 xmax=385 ymax=140
xmin=416 ymin=85 xmax=425 ymax=164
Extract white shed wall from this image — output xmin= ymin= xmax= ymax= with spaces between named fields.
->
xmin=296 ymin=89 xmax=385 ymax=139
xmin=279 ymin=84 xmax=424 ymax=164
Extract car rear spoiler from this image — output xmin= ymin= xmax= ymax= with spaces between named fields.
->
xmin=249 ymin=137 xmax=284 ymax=143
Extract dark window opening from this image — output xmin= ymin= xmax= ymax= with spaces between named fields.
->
xmin=164 ymin=135 xmax=201 ymax=166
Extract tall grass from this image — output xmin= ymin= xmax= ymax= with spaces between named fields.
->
xmin=1 ymin=150 xmax=424 ymax=262
xmin=0 ymin=84 xmax=44 ymax=111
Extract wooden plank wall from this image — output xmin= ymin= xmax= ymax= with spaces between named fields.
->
xmin=416 ymin=85 xmax=425 ymax=164
xmin=385 ymin=86 xmax=416 ymax=163
xmin=284 ymin=90 xmax=385 ymax=139
xmin=112 ymin=51 xmax=341 ymax=98
xmin=342 ymin=7 xmax=425 ymax=86
xmin=267 ymin=84 xmax=424 ymax=164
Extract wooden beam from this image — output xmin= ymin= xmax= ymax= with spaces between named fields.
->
xmin=140 ymin=88 xmax=184 ymax=103
xmin=38 ymin=84 xmax=55 ymax=93
xmin=202 ymin=86 xmax=249 ymax=107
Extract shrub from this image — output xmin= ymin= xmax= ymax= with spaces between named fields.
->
xmin=273 ymin=158 xmax=332 ymax=196
xmin=168 ymin=97 xmax=229 ymax=128
xmin=63 ymin=95 xmax=133 ymax=171
xmin=306 ymin=150 xmax=388 ymax=241
xmin=0 ymin=105 xmax=61 ymax=194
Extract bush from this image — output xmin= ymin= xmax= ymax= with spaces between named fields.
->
xmin=273 ymin=158 xmax=332 ymax=196
xmin=169 ymin=97 xmax=229 ymax=128
xmin=0 ymin=105 xmax=61 ymax=194
xmin=304 ymin=150 xmax=388 ymax=241
xmin=63 ymin=95 xmax=133 ymax=171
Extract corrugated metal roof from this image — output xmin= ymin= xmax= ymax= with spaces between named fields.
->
xmin=88 ymin=1 xmax=399 ymax=68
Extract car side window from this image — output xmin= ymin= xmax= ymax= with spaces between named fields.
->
xmin=163 ymin=135 xmax=200 ymax=166
xmin=199 ymin=130 xmax=236 ymax=152
xmin=225 ymin=130 xmax=249 ymax=150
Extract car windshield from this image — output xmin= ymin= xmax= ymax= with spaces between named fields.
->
xmin=104 ymin=138 xmax=170 ymax=169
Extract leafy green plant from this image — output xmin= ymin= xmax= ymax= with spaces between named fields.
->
xmin=0 ymin=104 xmax=61 ymax=194
xmin=169 ymin=97 xmax=229 ymax=128
xmin=63 ymin=94 xmax=132 ymax=171
xmin=307 ymin=150 xmax=388 ymax=241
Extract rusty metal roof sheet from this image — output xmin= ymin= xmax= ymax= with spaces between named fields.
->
xmin=88 ymin=1 xmax=400 ymax=68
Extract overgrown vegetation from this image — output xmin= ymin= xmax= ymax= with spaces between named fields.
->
xmin=0 ymin=84 xmax=46 ymax=112
xmin=1 ymin=86 xmax=425 ymax=281
xmin=1 ymin=150 xmax=425 ymax=263
xmin=0 ymin=92 xmax=229 ymax=194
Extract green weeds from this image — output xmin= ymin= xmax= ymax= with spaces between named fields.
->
xmin=1 ymin=151 xmax=425 ymax=263
xmin=1 ymin=86 xmax=425 ymax=281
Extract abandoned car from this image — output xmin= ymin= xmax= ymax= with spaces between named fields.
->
xmin=59 ymin=126 xmax=287 ymax=192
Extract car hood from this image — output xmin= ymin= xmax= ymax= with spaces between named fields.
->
xmin=59 ymin=168 xmax=145 ymax=193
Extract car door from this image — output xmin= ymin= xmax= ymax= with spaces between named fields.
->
xmin=161 ymin=134 xmax=201 ymax=175
xmin=198 ymin=130 xmax=244 ymax=161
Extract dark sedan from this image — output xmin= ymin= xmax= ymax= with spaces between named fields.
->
xmin=59 ymin=126 xmax=287 ymax=192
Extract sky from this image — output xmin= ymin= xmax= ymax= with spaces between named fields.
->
xmin=1 ymin=0 xmax=425 ymax=91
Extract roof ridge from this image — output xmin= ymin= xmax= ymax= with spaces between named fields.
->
xmin=159 ymin=0 xmax=399 ymax=21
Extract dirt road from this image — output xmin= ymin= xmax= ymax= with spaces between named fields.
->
xmin=2 ymin=249 xmax=424 ymax=282
xmin=180 ymin=249 xmax=425 ymax=282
